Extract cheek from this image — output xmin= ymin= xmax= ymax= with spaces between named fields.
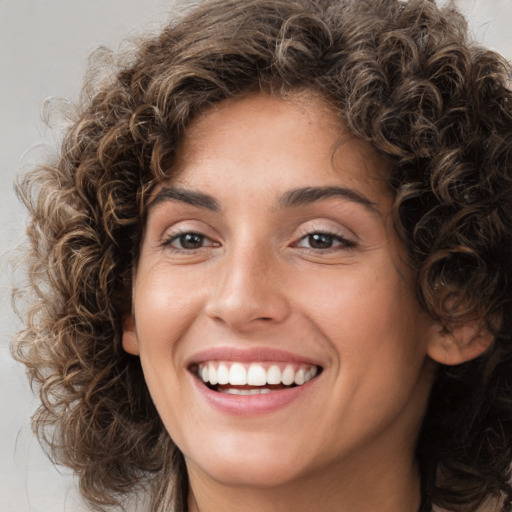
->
xmin=294 ymin=261 xmax=428 ymax=378
xmin=132 ymin=270 xmax=206 ymax=439
xmin=133 ymin=266 xmax=206 ymax=351
xmin=293 ymin=261 xmax=414 ymax=331
xmin=131 ymin=265 xmax=212 ymax=397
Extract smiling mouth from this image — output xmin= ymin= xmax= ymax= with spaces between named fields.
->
xmin=191 ymin=361 xmax=322 ymax=395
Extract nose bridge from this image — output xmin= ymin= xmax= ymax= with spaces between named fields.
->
xmin=205 ymin=235 xmax=289 ymax=329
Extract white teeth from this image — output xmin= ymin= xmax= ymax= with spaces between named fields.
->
xmin=267 ymin=365 xmax=281 ymax=385
xmin=217 ymin=363 xmax=229 ymax=385
xmin=223 ymin=388 xmax=273 ymax=395
xmin=229 ymin=363 xmax=247 ymax=385
xmin=247 ymin=364 xmax=267 ymax=386
xmin=197 ymin=361 xmax=320 ymax=389
xmin=294 ymin=369 xmax=305 ymax=386
xmin=281 ymin=365 xmax=295 ymax=386
xmin=208 ymin=362 xmax=218 ymax=385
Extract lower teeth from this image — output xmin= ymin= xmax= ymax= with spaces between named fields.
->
xmin=221 ymin=388 xmax=273 ymax=395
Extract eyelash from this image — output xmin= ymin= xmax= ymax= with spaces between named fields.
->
xmin=294 ymin=231 xmax=357 ymax=252
xmin=162 ymin=230 xmax=218 ymax=251
xmin=161 ymin=228 xmax=356 ymax=253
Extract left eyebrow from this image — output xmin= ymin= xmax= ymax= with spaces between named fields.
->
xmin=278 ymin=186 xmax=380 ymax=215
xmin=148 ymin=186 xmax=221 ymax=211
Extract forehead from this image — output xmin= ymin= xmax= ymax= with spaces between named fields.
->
xmin=177 ymin=92 xmax=389 ymax=179
xmin=158 ymin=93 xmax=392 ymax=205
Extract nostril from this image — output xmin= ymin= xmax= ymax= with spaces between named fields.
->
xmin=205 ymin=279 xmax=291 ymax=328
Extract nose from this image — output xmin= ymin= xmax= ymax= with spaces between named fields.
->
xmin=205 ymin=244 xmax=291 ymax=332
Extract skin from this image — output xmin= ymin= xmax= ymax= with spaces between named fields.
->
xmin=122 ymin=93 xmax=485 ymax=511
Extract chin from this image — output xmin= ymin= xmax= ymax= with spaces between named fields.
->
xmin=194 ymin=457 xmax=306 ymax=489
xmin=183 ymin=431 xmax=315 ymax=489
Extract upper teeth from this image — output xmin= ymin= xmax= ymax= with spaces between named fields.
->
xmin=198 ymin=361 xmax=318 ymax=387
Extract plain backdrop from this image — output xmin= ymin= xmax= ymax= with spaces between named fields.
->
xmin=1 ymin=1 xmax=511 ymax=511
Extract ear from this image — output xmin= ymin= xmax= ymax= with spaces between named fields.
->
xmin=427 ymin=321 xmax=494 ymax=366
xmin=122 ymin=313 xmax=140 ymax=356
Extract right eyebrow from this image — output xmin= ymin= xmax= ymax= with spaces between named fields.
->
xmin=278 ymin=186 xmax=380 ymax=216
xmin=148 ymin=186 xmax=221 ymax=211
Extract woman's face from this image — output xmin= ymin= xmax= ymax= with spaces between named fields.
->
xmin=123 ymin=93 xmax=440 ymax=493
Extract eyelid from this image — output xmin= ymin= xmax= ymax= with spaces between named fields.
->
xmin=293 ymin=220 xmax=356 ymax=241
xmin=296 ymin=233 xmax=355 ymax=248
xmin=293 ymin=233 xmax=357 ymax=253
xmin=290 ymin=221 xmax=358 ymax=252
xmin=159 ymin=220 xmax=222 ymax=251
xmin=162 ymin=231 xmax=217 ymax=248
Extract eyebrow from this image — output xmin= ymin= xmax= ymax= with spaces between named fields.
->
xmin=149 ymin=186 xmax=221 ymax=211
xmin=278 ymin=186 xmax=380 ymax=214
xmin=147 ymin=185 xmax=379 ymax=216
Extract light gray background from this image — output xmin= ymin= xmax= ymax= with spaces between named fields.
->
xmin=1 ymin=1 xmax=511 ymax=511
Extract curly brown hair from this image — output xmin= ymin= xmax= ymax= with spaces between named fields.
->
xmin=13 ymin=0 xmax=512 ymax=510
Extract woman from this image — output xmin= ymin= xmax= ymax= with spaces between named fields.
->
xmin=13 ymin=0 xmax=512 ymax=510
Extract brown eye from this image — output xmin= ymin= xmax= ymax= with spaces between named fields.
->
xmin=307 ymin=233 xmax=335 ymax=249
xmin=164 ymin=232 xmax=211 ymax=250
xmin=295 ymin=231 xmax=356 ymax=251
xmin=178 ymin=233 xmax=205 ymax=249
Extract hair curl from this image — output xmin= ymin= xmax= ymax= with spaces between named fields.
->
xmin=13 ymin=0 xmax=512 ymax=510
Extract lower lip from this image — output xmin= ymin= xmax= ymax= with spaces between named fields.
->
xmin=191 ymin=375 xmax=319 ymax=416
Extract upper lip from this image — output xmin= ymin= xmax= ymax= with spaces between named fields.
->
xmin=186 ymin=347 xmax=324 ymax=368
